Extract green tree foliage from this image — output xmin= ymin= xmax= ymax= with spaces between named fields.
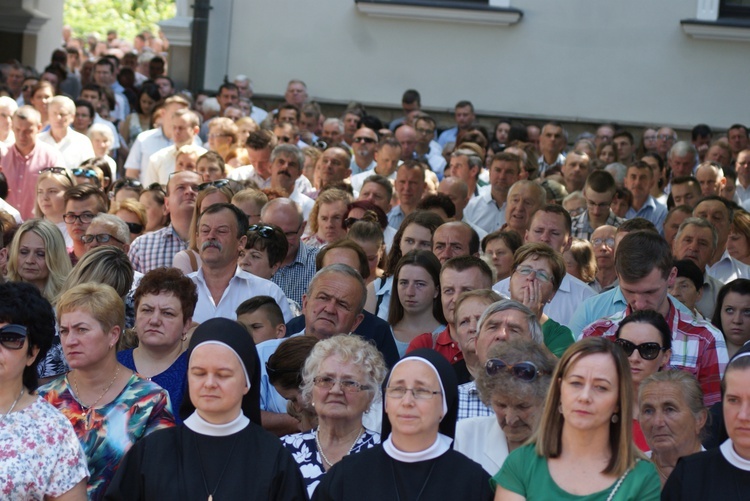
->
xmin=64 ymin=0 xmax=176 ymax=42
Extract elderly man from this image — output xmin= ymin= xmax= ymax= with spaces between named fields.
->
xmin=189 ymin=203 xmax=291 ymax=324
xmin=388 ymin=160 xmax=427 ymax=229
xmin=394 ymin=124 xmax=418 ymax=161
xmin=735 ymin=149 xmax=750 ymax=203
xmin=694 ymin=162 xmax=725 ymax=197
xmin=269 ymin=144 xmax=314 ymax=220
xmin=320 ymin=118 xmax=344 ymax=145
xmin=728 ymin=124 xmax=749 ymax=158
xmin=672 ymin=217 xmax=723 ymax=318
xmin=358 ymin=175 xmax=393 ymax=215
xmin=504 ymin=180 xmax=547 ymax=238
xmin=656 ymin=126 xmax=677 ymax=161
xmin=437 ymin=100 xmax=475 ymax=147
xmin=464 ymin=152 xmax=520 ymax=234
xmin=314 ymin=146 xmax=351 ymax=193
xmin=432 ymin=221 xmax=479 ymax=264
xmin=350 ymin=126 xmax=379 ymax=175
xmin=350 ymin=137 xmax=401 ymax=194
xmin=143 ymin=109 xmax=206 ymax=186
xmin=667 ymin=141 xmax=698 ymax=186
xmin=2 ymin=106 xmax=64 ymax=219
xmin=83 ymin=213 xmax=130 ymax=254
xmin=284 ymin=79 xmax=308 ymax=108
xmin=560 ymin=150 xmax=591 ymax=194
xmin=624 ymin=160 xmax=667 ymax=231
xmin=537 ymin=122 xmax=567 ymax=176
xmin=439 ymin=176 xmax=471 ymax=222
xmin=37 ymin=96 xmax=94 ymax=169
xmin=448 ymin=148 xmax=483 ymax=197
xmin=571 ymin=170 xmax=622 ymax=240
xmin=694 ymin=196 xmax=750 ymax=283
xmin=590 ymin=225 xmax=618 ymax=292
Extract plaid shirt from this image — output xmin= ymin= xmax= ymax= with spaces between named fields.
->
xmin=570 ymin=210 xmax=624 ymax=240
xmin=582 ymin=300 xmax=728 ymax=406
xmin=128 ymin=224 xmax=188 ymax=274
xmin=271 ymin=243 xmax=319 ymax=305
xmin=457 ymin=381 xmax=493 ymax=421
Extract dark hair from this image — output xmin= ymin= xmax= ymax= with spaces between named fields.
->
xmin=617 ymin=217 xmax=657 ymax=234
xmin=387 ymin=250 xmax=446 ymax=325
xmin=481 ymin=229 xmax=523 ymax=254
xmin=236 ymin=296 xmax=284 ymax=328
xmin=0 ymin=282 xmax=56 ymax=391
xmin=615 ymin=309 xmax=672 ymax=350
xmin=386 ymin=210 xmax=444 ymax=276
xmin=534 ymin=204 xmax=572 ymax=234
xmin=245 ymin=223 xmax=288 ymax=267
xmin=135 ymin=83 xmax=161 ymax=114
xmin=134 ymin=267 xmax=199 ymax=320
xmin=442 ymin=255 xmax=494 ymax=286
xmin=673 ymin=259 xmax=704 ymax=292
xmin=402 ymin=89 xmax=421 ymax=106
xmin=613 ymin=130 xmax=634 ymax=144
xmin=417 ymin=194 xmax=456 ymax=219
xmin=692 ymin=124 xmax=713 ymax=141
xmin=200 ymin=202 xmax=249 ymax=238
xmin=74 ymin=98 xmax=95 ymax=120
xmin=63 ymin=183 xmax=108 ymax=213
xmin=0 ymin=172 xmax=7 ymax=200
xmin=345 ymin=200 xmax=388 ymax=230
xmin=585 ymin=170 xmax=617 ymax=194
xmin=613 ymin=186 xmax=633 ymax=208
xmin=712 ymin=279 xmax=750 ymax=336
xmin=316 ymin=239 xmax=370 ymax=279
xmin=615 ymin=230 xmax=673 ymax=282
xmin=267 ymin=336 xmax=319 ymax=390
xmin=95 ymin=57 xmax=115 ymax=74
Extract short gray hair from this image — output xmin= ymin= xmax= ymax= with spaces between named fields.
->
xmin=89 ymin=213 xmax=131 ymax=244
xmin=323 ymin=117 xmax=344 ymax=133
xmin=675 ymin=216 xmax=718 ymax=251
xmin=508 ymin=180 xmax=547 ymax=206
xmin=309 ymin=264 xmax=367 ymax=313
xmin=477 ymin=299 xmax=543 ymax=345
xmin=270 ymin=144 xmax=304 ymax=170
xmin=668 ymin=141 xmax=697 ymax=160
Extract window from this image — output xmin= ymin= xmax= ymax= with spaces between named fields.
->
xmin=354 ymin=0 xmax=523 ymax=27
xmin=721 ymin=0 xmax=750 ymax=17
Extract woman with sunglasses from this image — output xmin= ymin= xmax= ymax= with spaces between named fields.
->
xmin=281 ymin=334 xmax=386 ymax=498
xmin=507 ymin=243 xmax=575 ymax=358
xmin=139 ymin=183 xmax=168 ymax=233
xmin=0 ymin=282 xmax=88 ymax=500
xmin=109 ymin=198 xmax=147 ymax=243
xmin=35 ymin=166 xmax=77 ymax=247
xmin=313 ymin=348 xmax=493 ymax=500
xmin=613 ymin=310 xmax=672 ymax=452
xmin=493 ymin=337 xmax=661 ymax=500
xmin=455 ymin=337 xmax=556 ymax=475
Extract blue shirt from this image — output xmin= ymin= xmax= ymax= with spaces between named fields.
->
xmin=625 ymin=195 xmax=667 ymax=234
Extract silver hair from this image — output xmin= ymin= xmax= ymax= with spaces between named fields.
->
xmin=675 ymin=216 xmax=718 ymax=251
xmin=668 ymin=141 xmax=697 ymax=160
xmin=477 ymin=299 xmax=544 ymax=345
xmin=270 ymin=144 xmax=305 ymax=171
xmin=89 ymin=213 xmax=131 ymax=244
xmin=508 ymin=180 xmax=547 ymax=206
xmin=604 ymin=162 xmax=628 ymax=185
xmin=308 ymin=264 xmax=367 ymax=313
xmin=323 ymin=117 xmax=344 ymax=134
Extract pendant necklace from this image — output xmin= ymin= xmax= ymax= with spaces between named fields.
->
xmin=72 ymin=366 xmax=120 ymax=430
xmin=0 ymin=387 xmax=24 ymax=423
xmin=195 ymin=437 xmax=238 ymax=501
xmin=315 ymin=426 xmax=364 ymax=468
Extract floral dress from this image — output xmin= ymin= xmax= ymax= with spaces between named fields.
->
xmin=38 ymin=372 xmax=175 ymax=500
xmin=281 ymin=428 xmax=380 ymax=498
xmin=0 ymin=396 xmax=89 ymax=500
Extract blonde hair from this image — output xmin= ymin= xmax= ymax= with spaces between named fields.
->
xmin=109 ymin=198 xmax=147 ymax=228
xmin=58 ymin=246 xmax=134 ymax=301
xmin=308 ymin=188 xmax=352 ymax=234
xmin=34 ymin=168 xmax=76 ymax=218
xmin=56 ymin=282 xmax=125 ymax=335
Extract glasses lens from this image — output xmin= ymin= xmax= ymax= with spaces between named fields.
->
xmin=126 ymin=222 xmax=144 ymax=234
xmin=0 ymin=334 xmax=25 ymax=350
xmin=485 ymin=358 xmax=507 ymax=376
xmin=512 ymin=362 xmax=538 ymax=381
xmin=637 ymin=343 xmax=662 ymax=360
xmin=615 ymin=339 xmax=636 ymax=356
xmin=82 ymin=235 xmax=93 ymax=243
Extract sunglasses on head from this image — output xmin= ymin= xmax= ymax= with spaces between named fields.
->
xmin=485 ymin=358 xmax=549 ymax=382
xmin=72 ymin=168 xmax=98 ymax=179
xmin=614 ymin=339 xmax=667 ymax=360
xmin=146 ymin=182 xmax=166 ymax=194
xmin=113 ymin=177 xmax=143 ymax=192
xmin=247 ymin=224 xmax=275 ymax=238
xmin=39 ymin=166 xmax=73 ymax=183
xmin=198 ymin=179 xmax=230 ymax=191
xmin=126 ymin=222 xmax=144 ymax=234
xmin=0 ymin=324 xmax=28 ymax=350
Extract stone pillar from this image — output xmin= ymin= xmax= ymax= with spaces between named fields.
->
xmin=0 ymin=0 xmax=59 ymax=69
xmin=158 ymin=1 xmax=193 ymax=92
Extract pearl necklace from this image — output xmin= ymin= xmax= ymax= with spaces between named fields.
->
xmin=0 ymin=388 xmax=24 ymax=423
xmin=72 ymin=366 xmax=120 ymax=430
xmin=315 ymin=426 xmax=364 ymax=468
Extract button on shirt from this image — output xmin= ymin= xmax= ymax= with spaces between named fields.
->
xmin=464 ymin=186 xmax=506 ymax=234
xmin=189 ymin=266 xmax=293 ymax=324
xmin=2 ymin=142 xmax=64 ymax=220
xmin=128 ymin=224 xmax=188 ymax=274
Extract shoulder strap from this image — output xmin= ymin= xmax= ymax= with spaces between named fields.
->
xmin=606 ymin=463 xmax=635 ymax=501
xmin=374 ymin=277 xmax=387 ymax=315
xmin=188 ymin=250 xmax=198 ymax=272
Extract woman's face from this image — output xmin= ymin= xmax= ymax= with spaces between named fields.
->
xmin=723 ymin=367 xmax=750 ymax=458
xmin=399 ymin=223 xmax=433 ymax=254
xmin=617 ymin=322 xmax=670 ymax=387
xmin=275 ymin=384 xmax=305 ymax=414
xmin=491 ymin=392 xmax=543 ymax=447
xmin=189 ymin=343 xmax=249 ymax=423
xmin=139 ymin=191 xmax=167 ymax=232
xmin=311 ymin=355 xmax=372 ymax=422
xmin=385 ymin=360 xmax=443 ymax=441
xmin=720 ymin=292 xmax=750 ymax=348
xmin=36 ymin=176 xmax=67 ymax=219
xmin=598 ymin=145 xmax=616 ymax=164
xmin=196 ymin=158 xmax=224 ymax=182
xmin=397 ymin=264 xmax=438 ymax=316
xmin=74 ymin=106 xmax=93 ymax=132
xmin=559 ymin=353 xmax=620 ymax=434
xmin=350 ymin=237 xmax=383 ymax=278
xmin=495 ymin=122 xmax=511 ymax=144
xmin=317 ymin=201 xmax=348 ymax=243
xmin=90 ymin=132 xmax=112 ymax=157
xmin=509 ymin=256 xmax=556 ymax=304
xmin=135 ymin=293 xmax=187 ymax=350
xmin=454 ymin=297 xmax=491 ymax=356
xmin=16 ymin=231 xmax=49 ymax=287
xmin=484 ymin=238 xmax=514 ymax=281
xmin=0 ymin=322 xmax=39 ymax=384
xmin=115 ymin=209 xmax=143 ymax=240
xmin=139 ymin=93 xmax=157 ymax=116
xmin=59 ymin=309 xmax=119 ymax=370
xmin=238 ymin=246 xmax=276 ymax=280
xmin=727 ymin=231 xmax=750 ymax=262
xmin=562 ymin=249 xmax=583 ymax=282
xmin=238 ymin=123 xmax=256 ymax=144
xmin=639 ymin=381 xmax=704 ymax=454
xmin=31 ymin=87 xmax=53 ymax=115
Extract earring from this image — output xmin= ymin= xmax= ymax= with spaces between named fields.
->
xmin=611 ymin=414 xmax=619 ymax=423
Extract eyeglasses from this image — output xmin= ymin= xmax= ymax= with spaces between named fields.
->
xmin=313 ymin=376 xmax=371 ymax=393
xmin=63 ymin=212 xmax=96 ymax=224
xmin=146 ymin=182 xmax=166 ymax=194
xmin=485 ymin=359 xmax=549 ymax=381
xmin=514 ymin=266 xmax=552 ymax=284
xmin=657 ymin=134 xmax=675 ymax=142
xmin=592 ymin=237 xmax=615 ymax=248
xmin=353 ymin=137 xmax=376 ymax=144
xmin=385 ymin=386 xmax=442 ymax=400
xmin=82 ymin=233 xmax=124 ymax=245
xmin=0 ymin=324 xmax=27 ymax=350
xmin=284 ymin=222 xmax=304 ymax=237
xmin=126 ymin=222 xmax=144 ymax=234
xmin=198 ymin=179 xmax=230 ymax=191
xmin=113 ymin=177 xmax=143 ymax=192
xmin=247 ymin=224 xmax=275 ymax=238
xmin=614 ymin=339 xmax=667 ymax=360
xmin=586 ymin=199 xmax=612 ymax=209
xmin=71 ymin=168 xmax=98 ymax=179
xmin=39 ymin=166 xmax=73 ymax=183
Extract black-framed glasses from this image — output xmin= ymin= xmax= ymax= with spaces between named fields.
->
xmin=485 ymin=359 xmax=549 ymax=381
xmin=112 ymin=177 xmax=143 ymax=192
xmin=0 ymin=324 xmax=27 ymax=350
xmin=352 ymin=137 xmax=376 ymax=144
xmin=126 ymin=222 xmax=144 ymax=234
xmin=198 ymin=179 xmax=230 ymax=191
xmin=82 ymin=233 xmax=124 ymax=245
xmin=71 ymin=168 xmax=98 ymax=179
xmin=284 ymin=222 xmax=304 ymax=237
xmin=63 ymin=212 xmax=96 ymax=224
xmin=614 ymin=339 xmax=667 ymax=361
xmin=39 ymin=166 xmax=73 ymax=183
xmin=146 ymin=182 xmax=166 ymax=194
xmin=514 ymin=266 xmax=552 ymax=284
xmin=313 ymin=376 xmax=371 ymax=393
xmin=247 ymin=224 xmax=275 ymax=238
xmin=385 ymin=386 xmax=442 ymax=400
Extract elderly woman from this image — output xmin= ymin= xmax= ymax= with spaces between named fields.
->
xmin=302 ymin=188 xmax=352 ymax=249
xmin=493 ymin=337 xmax=660 ymax=500
xmin=35 ymin=166 xmax=76 ymax=247
xmin=482 ymin=230 xmax=523 ymax=282
xmin=117 ymin=268 xmax=198 ymax=422
xmin=638 ymin=370 xmax=707 ymax=486
xmin=39 ymin=283 xmax=174 ymax=500
xmin=614 ymin=310 xmax=672 ymax=452
xmin=454 ymin=338 xmax=556 ymax=475
xmin=0 ymin=282 xmax=88 ymax=499
xmin=267 ymin=336 xmax=319 ymax=431
xmin=105 ymin=318 xmax=307 ymax=500
xmin=712 ymin=279 xmax=750 ymax=358
xmin=87 ymin=124 xmax=117 ymax=174
xmin=662 ymin=352 xmax=750 ymax=499
xmin=281 ymin=334 xmax=387 ymax=497
xmin=313 ymin=349 xmax=493 ymax=500
xmin=507 ymin=242 xmax=574 ymax=357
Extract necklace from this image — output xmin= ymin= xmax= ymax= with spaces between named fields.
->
xmin=0 ymin=387 xmax=24 ymax=423
xmin=72 ymin=365 xmax=120 ymax=430
xmin=315 ymin=426 xmax=364 ymax=468
xmin=195 ymin=436 xmax=238 ymax=501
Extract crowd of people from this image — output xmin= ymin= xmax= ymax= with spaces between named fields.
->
xmin=1 ymin=26 xmax=750 ymax=501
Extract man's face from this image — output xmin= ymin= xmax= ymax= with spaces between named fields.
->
xmin=707 ymin=145 xmax=731 ymax=168
xmin=438 ymin=180 xmax=469 ymax=218
xmin=225 ymin=107 xmax=243 ymax=122
xmin=619 ymin=267 xmax=674 ymax=315
xmin=669 ymin=153 xmax=695 ymax=178
xmin=664 ymin=210 xmax=689 ymax=247
xmin=7 ymin=68 xmax=24 ymax=95
xmin=79 ymin=89 xmax=100 ymax=108
xmin=47 ymin=102 xmax=73 ymax=131
xmin=261 ymin=206 xmax=303 ymax=261
xmin=624 ymin=167 xmax=652 ymax=201
xmin=414 ymin=119 xmax=435 ymax=147
xmin=656 ymin=128 xmax=676 ymax=156
xmin=198 ymin=209 xmax=244 ymax=267
xmin=590 ymin=225 xmax=616 ymax=271
xmin=613 ymin=136 xmax=634 ymax=161
xmin=475 ymin=309 xmax=531 ymax=364
xmin=277 ymin=108 xmax=298 ymax=126
xmin=489 ymin=160 xmax=519 ymax=197
xmin=217 ymin=88 xmax=239 ymax=111
xmin=321 ymin=122 xmax=343 ymax=144
xmin=395 ymin=166 xmax=425 ymax=207
xmin=525 ymin=211 xmax=569 ymax=253
xmin=165 ymin=171 xmax=201 ymax=216
xmin=171 ymin=115 xmax=195 ymax=145
xmin=273 ymin=125 xmax=295 ymax=145
xmin=302 ymin=273 xmax=364 ymax=339
xmin=584 ymin=187 xmax=614 ymax=222
xmin=673 ymin=224 xmax=714 ymax=270
xmin=84 ymin=221 xmax=127 ymax=252
xmin=695 ymin=166 xmax=722 ymax=197
xmin=12 ymin=116 xmax=39 ymax=151
xmin=449 ymin=155 xmax=474 ymax=184
xmin=561 ymin=153 xmax=590 ymax=192
xmin=432 ymin=224 xmax=472 ymax=264
xmin=299 ymin=114 xmax=318 ymax=134
xmin=343 ymin=113 xmax=360 ymax=137
xmin=736 ymin=151 xmax=750 ymax=183
xmin=728 ymin=127 xmax=749 ymax=155
xmin=440 ymin=267 xmax=489 ymax=325
xmin=65 ymin=197 xmax=101 ymax=241
xmin=352 ymin=127 xmax=378 ymax=161
xmin=316 ymin=148 xmax=350 ymax=186
xmin=234 ymin=79 xmax=252 ymax=99
xmin=506 ymin=184 xmax=542 ymax=233
xmin=196 ymin=158 xmax=223 ymax=182
xmin=595 ymin=126 xmax=614 ymax=147
xmin=539 ymin=125 xmax=564 ymax=156
xmin=155 ymin=77 xmax=174 ymax=98
xmin=694 ymin=200 xmax=730 ymax=246
xmin=395 ymin=126 xmax=417 ymax=160
xmin=248 ymin=147 xmax=272 ymax=178
xmin=270 ymin=153 xmax=301 ymax=194
xmin=94 ymin=63 xmax=114 ymax=86
xmin=284 ymin=83 xmax=308 ymax=107
xmin=455 ymin=105 xmax=474 ymax=130
xmin=358 ymin=182 xmax=390 ymax=214
xmin=671 ymin=182 xmax=701 ymax=208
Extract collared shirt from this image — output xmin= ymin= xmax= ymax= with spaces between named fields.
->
xmin=350 ymin=157 xmax=376 ymax=177
xmin=271 ymin=243 xmax=319 ymax=305
xmin=289 ymin=189 xmax=314 ymax=220
xmin=387 ymin=205 xmax=406 ymax=230
xmin=538 ymin=153 xmax=566 ymax=177
xmin=143 ymin=143 xmax=207 ymax=186
xmin=406 ymin=326 xmax=463 ymax=364
xmin=228 ymin=163 xmax=269 ymax=188
xmin=437 ymin=126 xmax=458 ymax=147
xmin=696 ymin=273 xmax=723 ymax=319
xmin=350 ymin=168 xmax=396 ymax=195
xmin=124 ymin=127 xmax=172 ymax=177
xmin=464 ymin=186 xmax=506 ymax=234
xmin=2 ymin=142 xmax=64 ymax=220
xmin=735 ymin=182 xmax=750 ymax=204
xmin=582 ymin=300 xmax=728 ymax=406
xmin=570 ymin=210 xmax=623 ymax=240
xmin=37 ymin=129 xmax=95 ymax=170
xmin=128 ymin=224 xmax=188 ymax=274
xmin=257 ymin=334 xmax=302 ymax=413
xmin=494 ymin=274 xmax=596 ymax=328
xmin=708 ymin=250 xmax=750 ymax=283
xmin=457 ymin=381 xmax=493 ymax=421
xmin=189 ymin=266 xmax=292 ymax=324
xmin=625 ymin=196 xmax=667 ymax=233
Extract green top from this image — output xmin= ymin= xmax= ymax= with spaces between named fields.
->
xmin=491 ymin=444 xmax=660 ymax=500
xmin=542 ymin=318 xmax=575 ymax=358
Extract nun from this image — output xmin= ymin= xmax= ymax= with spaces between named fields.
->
xmin=105 ymin=318 xmax=307 ymax=500
xmin=312 ymin=349 xmax=493 ymax=500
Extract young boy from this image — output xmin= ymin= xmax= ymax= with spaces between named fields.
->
xmin=238 ymin=223 xmax=288 ymax=279
xmin=236 ymin=296 xmax=287 ymax=344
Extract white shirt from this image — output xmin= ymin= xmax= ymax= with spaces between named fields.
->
xmin=289 ymin=188 xmax=314 ymax=220
xmin=143 ymin=143 xmax=207 ymax=186
xmin=189 ymin=266 xmax=293 ymax=324
xmin=124 ymin=128 xmax=170 ymax=177
xmin=250 ymin=106 xmax=268 ymax=124
xmin=464 ymin=185 xmax=506 ymax=235
xmin=350 ymin=167 xmax=397 ymax=195
xmin=93 ymin=114 xmax=121 ymax=149
xmin=350 ymin=157 xmax=376 ymax=177
xmin=38 ymin=129 xmax=96 ymax=170
xmin=494 ymin=273 xmax=596 ymax=327
xmin=708 ymin=250 xmax=750 ymax=283
xmin=454 ymin=416 xmax=510 ymax=476
xmin=0 ymin=198 xmax=22 ymax=224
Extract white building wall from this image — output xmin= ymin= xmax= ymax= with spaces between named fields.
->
xmin=217 ymin=0 xmax=748 ymax=129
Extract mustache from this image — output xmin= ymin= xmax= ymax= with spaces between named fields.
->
xmin=201 ymin=240 xmax=223 ymax=251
